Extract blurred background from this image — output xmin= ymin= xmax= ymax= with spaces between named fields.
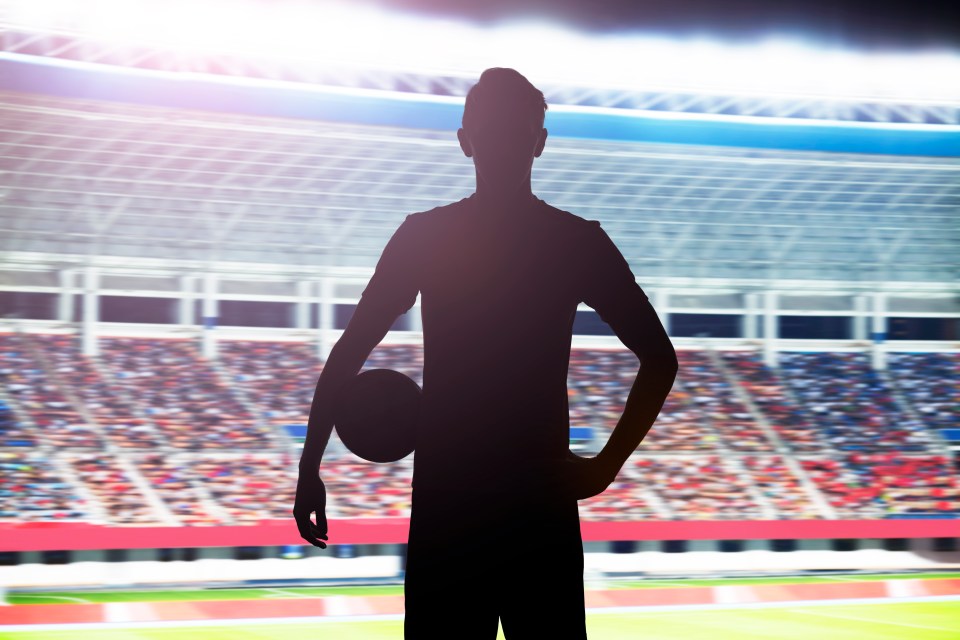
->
xmin=0 ymin=0 xmax=958 ymax=638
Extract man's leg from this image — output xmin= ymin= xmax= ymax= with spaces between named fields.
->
xmin=497 ymin=498 xmax=587 ymax=639
xmin=404 ymin=504 xmax=500 ymax=639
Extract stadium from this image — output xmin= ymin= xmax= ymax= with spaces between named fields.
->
xmin=0 ymin=1 xmax=958 ymax=638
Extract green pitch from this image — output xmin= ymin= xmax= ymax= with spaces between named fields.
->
xmin=10 ymin=572 xmax=960 ymax=605
xmin=0 ymin=601 xmax=957 ymax=639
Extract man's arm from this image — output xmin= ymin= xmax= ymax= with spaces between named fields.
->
xmin=298 ymin=311 xmax=397 ymax=472
xmin=294 ymin=215 xmax=420 ymax=549
xmin=298 ymin=215 xmax=421 ymax=472
xmin=581 ymin=221 xmax=678 ymax=473
xmin=595 ymin=306 xmax=678 ymax=472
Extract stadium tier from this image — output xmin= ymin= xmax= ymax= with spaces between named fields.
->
xmin=1 ymin=336 xmax=957 ymax=527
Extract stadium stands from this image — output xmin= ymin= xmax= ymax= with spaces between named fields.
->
xmin=778 ymin=352 xmax=934 ymax=453
xmin=98 ymin=337 xmax=273 ymax=450
xmin=2 ymin=332 xmax=956 ymax=525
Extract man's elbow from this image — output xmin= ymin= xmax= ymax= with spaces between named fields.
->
xmin=640 ymin=346 xmax=679 ymax=374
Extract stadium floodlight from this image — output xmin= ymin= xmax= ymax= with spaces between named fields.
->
xmin=2 ymin=0 xmax=960 ymax=103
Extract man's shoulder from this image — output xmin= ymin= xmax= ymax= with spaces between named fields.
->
xmin=401 ymin=196 xmax=601 ymax=240
xmin=405 ymin=197 xmax=472 ymax=226
xmin=536 ymin=199 xmax=598 ymax=230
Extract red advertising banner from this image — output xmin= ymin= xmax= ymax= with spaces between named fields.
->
xmin=1 ymin=518 xmax=957 ymax=551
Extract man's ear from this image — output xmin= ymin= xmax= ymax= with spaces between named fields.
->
xmin=457 ymin=128 xmax=473 ymax=158
xmin=534 ymin=128 xmax=548 ymax=158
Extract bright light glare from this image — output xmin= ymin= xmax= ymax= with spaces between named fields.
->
xmin=3 ymin=0 xmax=959 ymax=102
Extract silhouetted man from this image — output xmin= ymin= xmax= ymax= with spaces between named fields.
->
xmin=295 ymin=68 xmax=678 ymax=639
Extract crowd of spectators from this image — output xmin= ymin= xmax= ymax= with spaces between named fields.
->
xmin=778 ymin=352 xmax=933 ymax=453
xmin=322 ymin=452 xmax=413 ymax=518
xmin=0 ymin=333 xmax=100 ymax=449
xmin=100 ymin=337 xmax=271 ymax=450
xmin=679 ymin=351 xmax=775 ymax=451
xmin=1 ymin=333 xmax=957 ymax=524
xmin=194 ymin=453 xmax=297 ymax=523
xmin=0 ymin=399 xmax=32 ymax=448
xmin=741 ymin=454 xmax=822 ymax=518
xmin=632 ymin=455 xmax=765 ymax=520
xmin=362 ymin=344 xmax=424 ymax=386
xmin=219 ymin=340 xmax=321 ymax=427
xmin=568 ymin=349 xmax=635 ymax=435
xmin=578 ymin=458 xmax=661 ymax=520
xmin=848 ymin=453 xmax=959 ymax=516
xmin=134 ymin=453 xmax=225 ymax=526
xmin=65 ymin=453 xmax=161 ymax=524
xmin=720 ymin=351 xmax=826 ymax=451
xmin=801 ymin=457 xmax=887 ymax=517
xmin=636 ymin=390 xmax=721 ymax=452
xmin=568 ymin=349 xmax=724 ymax=452
xmin=887 ymin=352 xmax=959 ymax=430
xmin=801 ymin=453 xmax=960 ymax=517
xmin=0 ymin=451 xmax=86 ymax=520
xmin=36 ymin=334 xmax=164 ymax=449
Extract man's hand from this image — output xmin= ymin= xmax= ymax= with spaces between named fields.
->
xmin=293 ymin=469 xmax=329 ymax=549
xmin=546 ymin=450 xmax=619 ymax=501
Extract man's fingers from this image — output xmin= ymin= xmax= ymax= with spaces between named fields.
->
xmin=295 ymin=514 xmax=329 ymax=548
xmin=300 ymin=528 xmax=328 ymax=548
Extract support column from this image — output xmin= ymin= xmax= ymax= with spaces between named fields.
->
xmin=653 ymin=289 xmax=669 ymax=336
xmin=763 ymin=290 xmax=778 ymax=368
xmin=201 ymin=272 xmax=218 ymax=360
xmin=744 ymin=292 xmax=759 ymax=340
xmin=410 ymin=297 xmax=423 ymax=333
xmin=853 ymin=294 xmax=868 ymax=341
xmin=295 ymin=280 xmax=311 ymax=330
xmin=179 ymin=275 xmax=196 ymax=326
xmin=871 ymin=292 xmax=887 ymax=371
xmin=82 ymin=266 xmax=98 ymax=357
xmin=58 ymin=269 xmax=75 ymax=323
xmin=318 ymin=278 xmax=334 ymax=361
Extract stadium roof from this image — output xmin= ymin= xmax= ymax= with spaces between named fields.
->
xmin=1 ymin=70 xmax=957 ymax=286
xmin=0 ymin=6 xmax=957 ymax=289
xmin=2 ymin=1 xmax=959 ymax=125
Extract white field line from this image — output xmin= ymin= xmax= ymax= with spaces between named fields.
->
xmin=2 ymin=594 xmax=958 ymax=633
xmin=0 ymin=613 xmax=405 ymax=632
xmin=584 ymin=594 xmax=960 ymax=615
xmin=787 ymin=607 xmax=958 ymax=633
xmin=7 ymin=594 xmax=91 ymax=603
xmin=260 ymin=588 xmax=314 ymax=598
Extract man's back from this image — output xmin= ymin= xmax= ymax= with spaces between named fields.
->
xmin=359 ymin=192 xmax=651 ymax=515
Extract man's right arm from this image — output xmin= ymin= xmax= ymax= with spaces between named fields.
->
xmin=299 ymin=214 xmax=422 ymax=473
xmin=298 ymin=320 xmax=391 ymax=473
xmin=294 ymin=215 xmax=421 ymax=547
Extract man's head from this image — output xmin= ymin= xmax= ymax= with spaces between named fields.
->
xmin=461 ymin=67 xmax=547 ymax=131
xmin=458 ymin=68 xmax=548 ymax=198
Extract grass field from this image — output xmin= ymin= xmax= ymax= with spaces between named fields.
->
xmin=0 ymin=601 xmax=958 ymax=639
xmin=9 ymin=571 xmax=960 ymax=604
xmin=3 ymin=573 xmax=959 ymax=639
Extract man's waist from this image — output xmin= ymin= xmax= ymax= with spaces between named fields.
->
xmin=411 ymin=450 xmax=565 ymax=488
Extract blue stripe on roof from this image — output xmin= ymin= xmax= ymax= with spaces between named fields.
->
xmin=2 ymin=53 xmax=958 ymax=156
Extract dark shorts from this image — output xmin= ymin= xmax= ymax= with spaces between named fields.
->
xmin=403 ymin=491 xmax=586 ymax=639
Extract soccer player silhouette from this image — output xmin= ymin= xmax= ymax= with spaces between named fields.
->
xmin=294 ymin=68 xmax=678 ymax=638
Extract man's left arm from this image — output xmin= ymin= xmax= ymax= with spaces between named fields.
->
xmin=558 ymin=221 xmax=678 ymax=500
